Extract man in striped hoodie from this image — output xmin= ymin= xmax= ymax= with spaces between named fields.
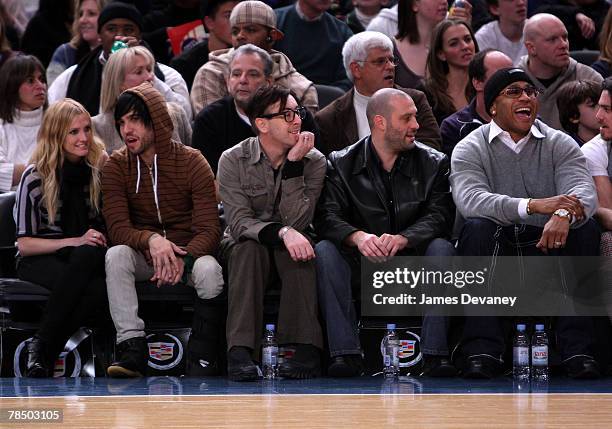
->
xmin=102 ymin=82 xmax=223 ymax=377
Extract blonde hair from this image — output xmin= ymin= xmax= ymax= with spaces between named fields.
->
xmin=30 ymin=98 xmax=105 ymax=224
xmin=100 ymin=46 xmax=154 ymax=113
xmin=69 ymin=0 xmax=108 ymax=49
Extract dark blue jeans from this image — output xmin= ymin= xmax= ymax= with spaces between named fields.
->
xmin=456 ymin=218 xmax=600 ymax=362
xmin=315 ymin=238 xmax=456 ymax=358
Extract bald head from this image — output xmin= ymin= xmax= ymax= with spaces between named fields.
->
xmin=524 ymin=13 xmax=570 ymax=74
xmin=366 ymin=88 xmax=413 ymax=130
xmin=524 ymin=13 xmax=565 ymax=42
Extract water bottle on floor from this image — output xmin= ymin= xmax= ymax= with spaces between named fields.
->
xmin=513 ymin=323 xmax=530 ymax=380
xmin=262 ymin=324 xmax=278 ymax=380
xmin=531 ymin=324 xmax=549 ymax=382
xmin=382 ymin=324 xmax=400 ymax=378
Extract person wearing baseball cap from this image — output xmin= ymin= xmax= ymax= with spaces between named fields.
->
xmin=190 ymin=0 xmax=318 ymax=115
xmin=48 ymin=1 xmax=191 ymax=118
xmin=450 ymin=66 xmax=602 ymax=380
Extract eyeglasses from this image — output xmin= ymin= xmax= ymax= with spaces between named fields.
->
xmin=355 ymin=56 xmax=400 ymax=68
xmin=500 ymin=86 xmax=540 ymax=99
xmin=259 ymin=107 xmax=306 ymax=123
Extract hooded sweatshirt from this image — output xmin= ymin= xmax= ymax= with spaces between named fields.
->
xmin=517 ymin=56 xmax=603 ymax=130
xmin=190 ymin=48 xmax=318 ymax=115
xmin=102 ymin=82 xmax=220 ymax=258
xmin=365 ymin=5 xmax=398 ymax=39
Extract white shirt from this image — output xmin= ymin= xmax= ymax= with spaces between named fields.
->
xmin=488 ymin=120 xmax=545 ymax=218
xmin=475 ymin=21 xmax=527 ymax=66
xmin=353 ymin=89 xmax=371 ymax=140
xmin=0 ymin=108 xmax=44 ymax=192
xmin=581 ymin=134 xmax=610 ymax=177
xmin=48 ymin=59 xmax=193 ymax=119
xmin=234 ymin=101 xmax=251 ymax=126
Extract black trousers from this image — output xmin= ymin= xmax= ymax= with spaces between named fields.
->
xmin=456 ymin=218 xmax=600 ymax=362
xmin=17 ymin=245 xmax=109 ymax=355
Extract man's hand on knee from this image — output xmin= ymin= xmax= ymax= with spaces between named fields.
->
xmin=348 ymin=231 xmax=388 ymax=263
xmin=281 ymin=228 xmax=315 ymax=262
xmin=148 ymin=233 xmax=187 ymax=286
xmin=380 ymin=233 xmax=409 ymax=257
xmin=536 ymin=216 xmax=570 ymax=253
xmin=169 ymin=257 xmax=186 ymax=285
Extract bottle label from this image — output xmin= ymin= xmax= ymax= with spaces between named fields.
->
xmin=263 ymin=346 xmax=278 ymax=366
xmin=532 ymin=346 xmax=548 ymax=366
xmin=513 ymin=346 xmax=529 ymax=365
xmin=383 ymin=345 xmax=399 ymax=368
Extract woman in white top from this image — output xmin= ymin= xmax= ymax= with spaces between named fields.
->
xmin=92 ymin=45 xmax=192 ymax=154
xmin=0 ymin=55 xmax=47 ymax=192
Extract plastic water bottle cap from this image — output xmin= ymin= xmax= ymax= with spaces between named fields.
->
xmin=517 ymin=324 xmax=526 ymax=331
xmin=535 ymin=324 xmax=544 ymax=331
xmin=387 ymin=323 xmax=396 ymax=330
xmin=266 ymin=324 xmax=275 ymax=331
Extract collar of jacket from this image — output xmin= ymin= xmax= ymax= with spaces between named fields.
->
xmin=351 ymin=136 xmax=415 ymax=178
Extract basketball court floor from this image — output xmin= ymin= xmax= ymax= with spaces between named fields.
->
xmin=2 ymin=376 xmax=612 ymax=428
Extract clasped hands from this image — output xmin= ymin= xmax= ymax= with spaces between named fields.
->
xmin=147 ymin=233 xmax=187 ymax=287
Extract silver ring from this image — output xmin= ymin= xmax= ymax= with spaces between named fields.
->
xmin=554 ymin=241 xmax=562 ymax=246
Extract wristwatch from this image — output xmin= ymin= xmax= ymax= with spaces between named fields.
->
xmin=279 ymin=226 xmax=292 ymax=240
xmin=553 ymin=208 xmax=571 ymax=221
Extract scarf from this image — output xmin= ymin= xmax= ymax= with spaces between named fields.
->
xmin=67 ymin=44 xmax=166 ymax=116
xmin=59 ymin=160 xmax=91 ymax=238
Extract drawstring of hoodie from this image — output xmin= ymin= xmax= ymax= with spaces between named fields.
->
xmin=135 ymin=154 xmax=166 ymax=237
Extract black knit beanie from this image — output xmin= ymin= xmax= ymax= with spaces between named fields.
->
xmin=484 ymin=67 xmax=534 ymax=115
xmin=98 ymin=2 xmax=143 ymax=32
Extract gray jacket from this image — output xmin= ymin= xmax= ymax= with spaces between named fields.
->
xmin=217 ymin=136 xmax=326 ymax=242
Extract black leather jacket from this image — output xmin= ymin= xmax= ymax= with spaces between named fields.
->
xmin=314 ymin=137 xmax=455 ymax=250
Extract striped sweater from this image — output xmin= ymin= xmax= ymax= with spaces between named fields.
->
xmin=102 ymin=82 xmax=220 ymax=258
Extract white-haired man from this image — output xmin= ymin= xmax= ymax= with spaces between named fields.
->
xmin=315 ymin=31 xmax=441 ymax=155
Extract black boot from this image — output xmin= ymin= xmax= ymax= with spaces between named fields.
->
xmin=186 ymin=298 xmax=225 ymax=376
xmin=107 ymin=337 xmax=148 ymax=378
xmin=227 ymin=346 xmax=260 ymax=381
xmin=278 ymin=344 xmax=321 ymax=379
xmin=26 ymin=337 xmax=51 ymax=378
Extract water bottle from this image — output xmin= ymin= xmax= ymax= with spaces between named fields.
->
xmin=531 ymin=324 xmax=549 ymax=382
xmin=513 ymin=324 xmax=530 ymax=380
xmin=262 ymin=324 xmax=278 ymax=380
xmin=382 ymin=323 xmax=400 ymax=377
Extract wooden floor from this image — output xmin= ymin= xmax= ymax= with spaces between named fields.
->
xmin=2 ymin=393 xmax=612 ymax=428
xmin=3 ymin=377 xmax=612 ymax=428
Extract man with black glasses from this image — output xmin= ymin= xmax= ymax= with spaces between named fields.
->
xmin=451 ymin=67 xmax=601 ymax=379
xmin=217 ymin=85 xmax=325 ymax=381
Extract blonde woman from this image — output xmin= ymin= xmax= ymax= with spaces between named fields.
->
xmin=93 ymin=45 xmax=192 ymax=153
xmin=14 ymin=98 xmax=109 ymax=377
xmin=46 ymin=0 xmax=108 ymax=85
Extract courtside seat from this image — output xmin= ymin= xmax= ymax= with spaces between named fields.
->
xmin=0 ymin=190 xmax=195 ymax=326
